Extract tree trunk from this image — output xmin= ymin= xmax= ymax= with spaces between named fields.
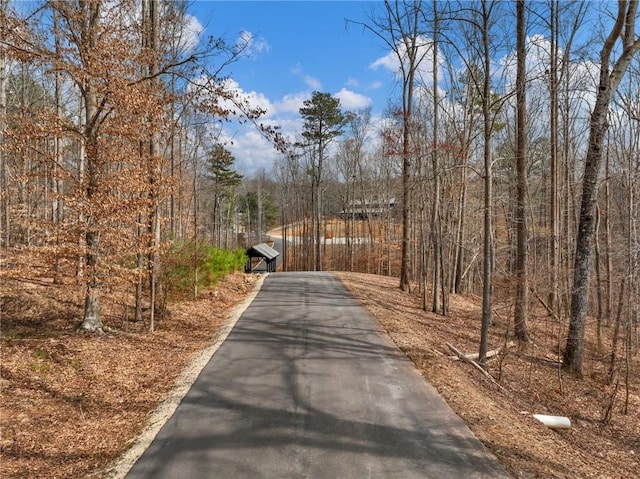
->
xmin=565 ymin=1 xmax=640 ymax=375
xmin=145 ymin=0 xmax=160 ymax=332
xmin=52 ymin=7 xmax=64 ymax=284
xmin=362 ymin=1 xmax=427 ymax=291
xmin=80 ymin=283 xmax=102 ymax=332
xmin=431 ymin=3 xmax=442 ymax=313
xmin=400 ymin=116 xmax=412 ymax=291
xmin=0 ymin=1 xmax=8 ymax=248
xmin=80 ymin=129 xmax=103 ymax=332
xmin=604 ymin=151 xmax=612 ymax=325
xmin=453 ymin=146 xmax=469 ymax=294
xmin=549 ymin=0 xmax=560 ymax=313
xmin=566 ymin=88 xmax=612 ymax=375
xmin=594 ymin=204 xmax=604 ymax=352
xmin=79 ymin=1 xmax=104 ymax=332
xmin=514 ymin=0 xmax=529 ymax=342
xmin=478 ymin=0 xmax=494 ymax=368
xmin=76 ymin=95 xmax=86 ymax=280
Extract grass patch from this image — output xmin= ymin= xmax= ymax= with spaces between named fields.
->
xmin=32 ymin=349 xmax=52 ymax=360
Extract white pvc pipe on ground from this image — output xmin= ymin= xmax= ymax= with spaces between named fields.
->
xmin=532 ymin=414 xmax=572 ymax=429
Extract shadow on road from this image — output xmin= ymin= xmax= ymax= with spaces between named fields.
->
xmin=126 ymin=273 xmax=507 ymax=479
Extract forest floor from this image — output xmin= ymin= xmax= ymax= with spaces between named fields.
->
xmin=0 ymin=271 xmax=259 ymax=478
xmin=337 ymin=273 xmax=639 ymax=479
xmin=1 ymin=270 xmax=638 ymax=478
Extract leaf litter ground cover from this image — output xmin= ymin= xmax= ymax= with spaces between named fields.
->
xmin=337 ymin=272 xmax=639 ymax=479
xmin=1 ymin=271 xmax=638 ymax=478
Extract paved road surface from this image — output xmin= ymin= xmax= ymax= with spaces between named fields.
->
xmin=125 ymin=272 xmax=508 ymax=479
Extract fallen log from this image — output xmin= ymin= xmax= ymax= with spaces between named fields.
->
xmin=447 ymin=343 xmax=506 ymax=391
xmin=449 ymin=341 xmax=515 ymax=361
xmin=531 ymin=288 xmax=561 ymax=322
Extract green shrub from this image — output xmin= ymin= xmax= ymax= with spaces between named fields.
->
xmin=163 ymin=241 xmax=247 ymax=296
xmin=203 ymin=245 xmax=247 ymax=284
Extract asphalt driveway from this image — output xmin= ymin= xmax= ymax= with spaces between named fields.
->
xmin=124 ymin=272 xmax=508 ymax=479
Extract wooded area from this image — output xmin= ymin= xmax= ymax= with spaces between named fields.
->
xmin=1 ymin=1 xmax=639 ymax=476
xmin=1 ymin=0 xmax=283 ymax=330
xmin=277 ymin=0 xmax=640 ymax=379
xmin=1 ymin=0 xmax=639 ymax=414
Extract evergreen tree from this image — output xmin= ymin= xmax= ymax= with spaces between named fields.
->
xmin=205 ymin=144 xmax=242 ymax=246
xmin=298 ymin=91 xmax=345 ymax=271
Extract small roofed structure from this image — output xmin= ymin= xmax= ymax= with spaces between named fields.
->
xmin=245 ymin=242 xmax=280 ymax=273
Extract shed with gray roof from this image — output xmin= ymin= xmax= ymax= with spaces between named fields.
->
xmin=245 ymin=243 xmax=280 ymax=273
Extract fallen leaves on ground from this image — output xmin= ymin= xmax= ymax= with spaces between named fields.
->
xmin=0 ymin=272 xmax=257 ymax=479
xmin=336 ymin=272 xmax=639 ymax=479
xmin=1 ymin=271 xmax=638 ymax=478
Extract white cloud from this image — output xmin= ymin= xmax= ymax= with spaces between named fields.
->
xmin=303 ymin=74 xmax=322 ymax=90
xmin=346 ymin=77 xmax=360 ymax=88
xmin=236 ymin=30 xmax=270 ymax=57
xmin=225 ymin=128 xmax=286 ymax=175
xmin=187 ymin=75 xmax=276 ymax=125
xmin=370 ymin=35 xmax=438 ymax=85
xmin=291 ymin=64 xmax=323 ymax=91
xmin=370 ymin=51 xmax=398 ymax=72
xmin=485 ymin=33 xmax=599 ymax=155
xmin=335 ymin=88 xmax=372 ymax=110
xmin=180 ymin=14 xmax=204 ymax=53
xmin=275 ymin=92 xmax=309 ymax=114
xmin=215 ymin=93 xmax=306 ymax=175
xmin=221 ymin=78 xmax=274 ymax=118
xmin=218 ymin=85 xmax=375 ymax=175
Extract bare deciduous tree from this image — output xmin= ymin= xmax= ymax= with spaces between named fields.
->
xmin=514 ymin=0 xmax=529 ymax=342
xmin=565 ymin=0 xmax=640 ymax=375
xmin=357 ymin=0 xmax=431 ymax=291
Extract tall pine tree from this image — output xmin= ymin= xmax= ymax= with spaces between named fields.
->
xmin=299 ymin=92 xmax=344 ymax=271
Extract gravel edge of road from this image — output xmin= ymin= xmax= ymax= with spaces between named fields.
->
xmin=103 ymin=273 xmax=268 ymax=479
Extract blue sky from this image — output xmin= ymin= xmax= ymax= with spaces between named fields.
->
xmin=187 ymin=1 xmax=395 ymax=175
xmin=184 ymin=1 xmax=606 ymax=176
